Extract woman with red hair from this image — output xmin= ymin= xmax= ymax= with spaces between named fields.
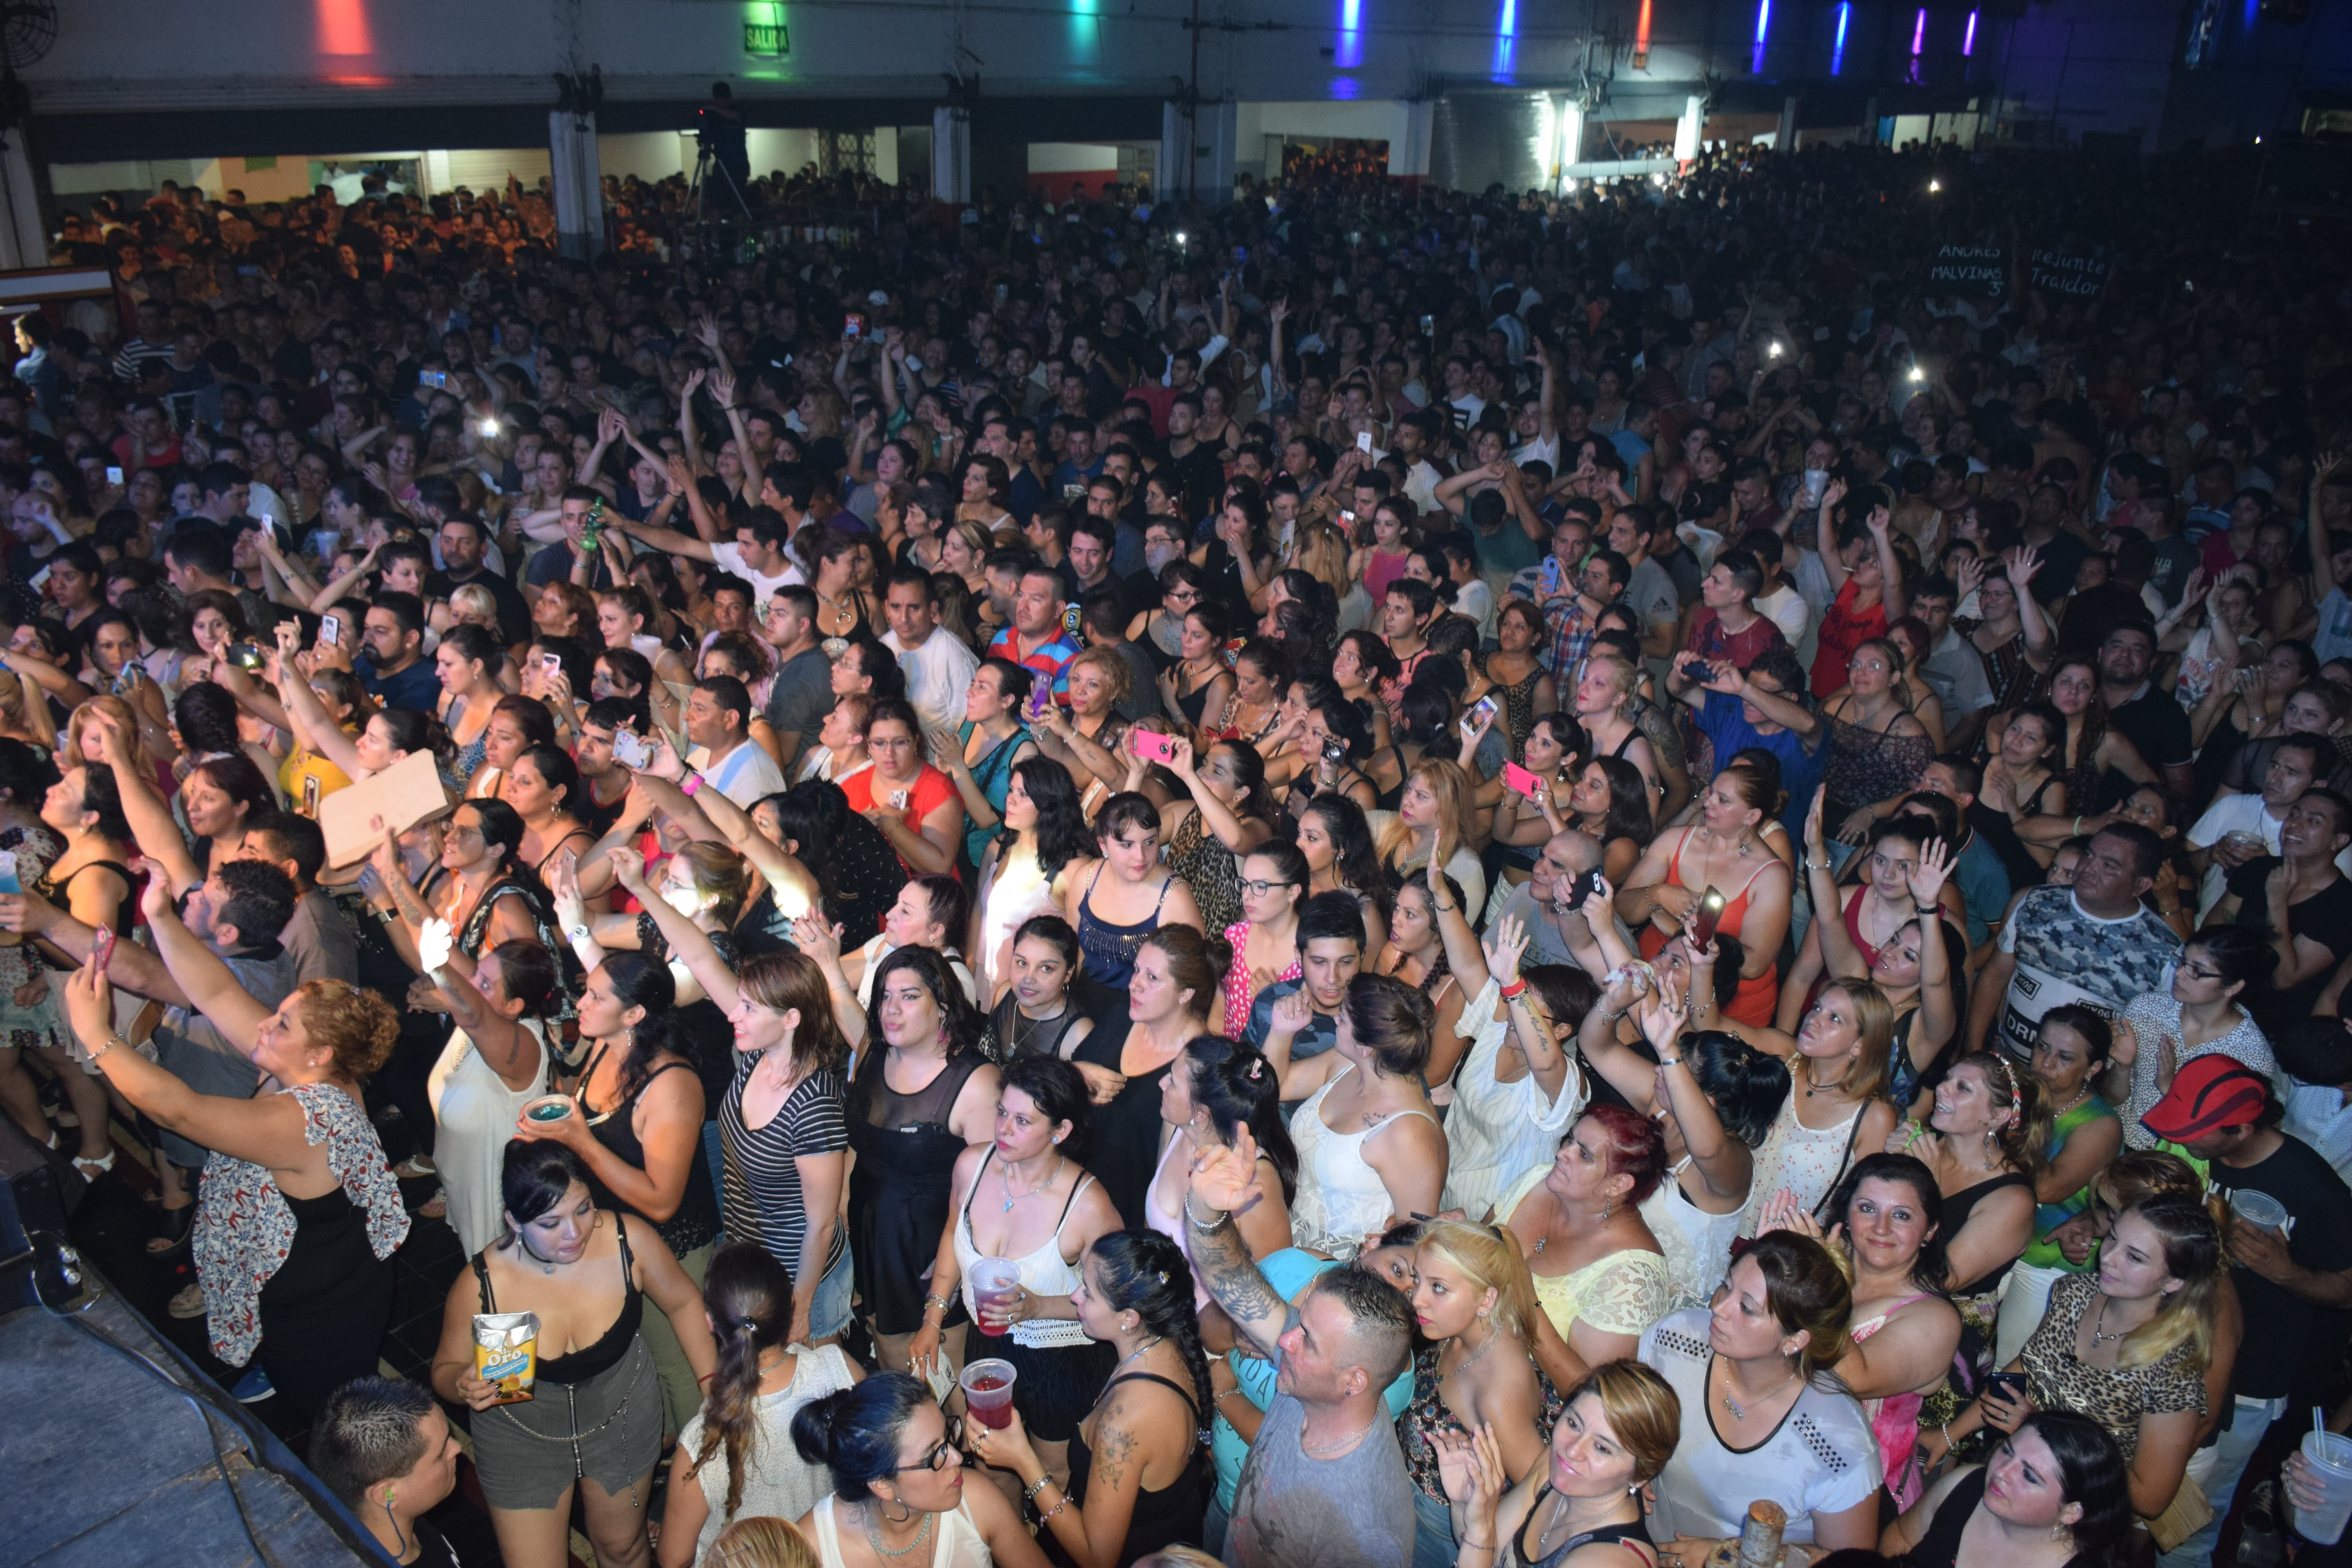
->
xmin=1493 ymin=1104 xmax=1673 ymax=1391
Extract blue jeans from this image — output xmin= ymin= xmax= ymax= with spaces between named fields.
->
xmin=1412 ymin=1486 xmax=1458 ymax=1568
xmin=2159 ymin=1393 xmax=2288 ymax=1568
xmin=701 ymin=1120 xmax=727 ymax=1237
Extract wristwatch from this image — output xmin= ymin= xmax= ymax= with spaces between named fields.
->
xmin=567 ymin=923 xmax=592 ymax=946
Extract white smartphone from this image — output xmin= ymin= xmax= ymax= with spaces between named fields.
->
xmin=1356 ymin=430 xmax=1373 ymax=454
xmin=319 ymin=613 xmax=341 ymax=648
xmin=611 ymin=730 xmax=649 ymax=770
xmin=105 ymin=466 xmax=124 ymax=486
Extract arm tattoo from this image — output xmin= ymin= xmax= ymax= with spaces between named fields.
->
xmin=1187 ymin=1207 xmax=1286 ymax=1352
xmin=1092 ymin=1417 xmax=1135 ymax=1495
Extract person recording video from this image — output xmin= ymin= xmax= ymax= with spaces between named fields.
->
xmin=697 ymin=81 xmax=751 ymax=203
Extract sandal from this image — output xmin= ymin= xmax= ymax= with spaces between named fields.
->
xmin=417 ymin=1188 xmax=447 ymax=1220
xmin=393 ymin=1153 xmax=437 ymax=1180
xmin=72 ymin=1149 xmax=115 ymax=1182
xmin=145 ymin=1202 xmax=194 ymax=1256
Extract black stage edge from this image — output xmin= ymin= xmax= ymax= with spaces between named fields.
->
xmin=0 ymin=1113 xmax=392 ymax=1568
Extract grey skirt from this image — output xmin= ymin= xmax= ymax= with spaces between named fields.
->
xmin=471 ymin=1336 xmax=664 ymax=1511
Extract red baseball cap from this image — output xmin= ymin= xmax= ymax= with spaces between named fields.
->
xmin=2139 ymin=1056 xmax=2272 ymax=1144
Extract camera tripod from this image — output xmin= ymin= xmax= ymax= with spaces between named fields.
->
xmin=690 ymin=140 xmax=755 ymax=224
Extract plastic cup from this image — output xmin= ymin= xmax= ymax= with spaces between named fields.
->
xmin=960 ymin=1359 xmax=1017 ymax=1429
xmin=2298 ymin=1431 xmax=2352 ymax=1545
xmin=522 ymin=1095 xmax=574 ymax=1124
xmin=2230 ymin=1188 xmax=2290 ymax=1234
xmin=969 ymin=1257 xmax=1021 ymax=1337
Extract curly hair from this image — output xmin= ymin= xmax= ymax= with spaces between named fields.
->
xmin=294 ymin=979 xmax=401 ymax=1082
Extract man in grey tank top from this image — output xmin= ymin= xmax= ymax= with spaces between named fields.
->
xmin=1187 ymin=1137 xmax=1416 ymax=1568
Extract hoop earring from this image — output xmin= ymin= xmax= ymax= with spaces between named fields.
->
xmin=881 ymin=1496 xmax=914 ymax=1523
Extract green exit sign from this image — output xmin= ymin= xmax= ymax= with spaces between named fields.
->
xmin=745 ymin=18 xmax=789 ymax=56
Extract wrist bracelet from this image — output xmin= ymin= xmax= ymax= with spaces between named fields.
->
xmin=1184 ymin=1193 xmax=1230 ymax=1229
xmin=1498 ymin=977 xmax=1528 ymax=1000
xmin=1024 ymin=1475 xmax=1055 ymax=1503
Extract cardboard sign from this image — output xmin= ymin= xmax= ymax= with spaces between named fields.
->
xmin=319 ymin=748 xmax=453 ymax=869
xmin=2027 ymin=248 xmax=2111 ymax=298
xmin=1926 ymin=243 xmax=2009 ymax=300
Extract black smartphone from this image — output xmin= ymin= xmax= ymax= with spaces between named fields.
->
xmin=1986 ymin=1371 xmax=2030 ymax=1403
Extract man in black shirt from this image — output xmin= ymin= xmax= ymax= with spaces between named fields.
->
xmin=2097 ymin=621 xmax=2194 ymax=806
xmin=423 ymin=515 xmax=531 ymax=644
xmin=2143 ymin=1058 xmax=2352 ymax=1568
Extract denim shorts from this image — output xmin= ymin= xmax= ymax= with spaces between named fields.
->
xmin=807 ymin=1247 xmax=855 ymax=1343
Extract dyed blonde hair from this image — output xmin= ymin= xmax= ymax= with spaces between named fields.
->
xmin=706 ymin=1515 xmax=818 ymax=1568
xmin=1414 ymin=1219 xmax=1541 ymax=1348
xmin=1569 ymin=1360 xmax=1684 ymax=1484
xmin=1375 ymin=757 xmax=1476 ymax=874
xmin=1813 ymin=980 xmax=1895 ymax=1104
xmin=1067 ymin=645 xmax=1132 ymax=703
xmin=2114 ymin=1194 xmax=2221 ymax=1374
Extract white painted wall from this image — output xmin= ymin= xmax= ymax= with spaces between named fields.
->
xmin=1028 ymin=143 xmax=1119 ymax=174
xmin=598 ymin=131 xmax=691 ymax=184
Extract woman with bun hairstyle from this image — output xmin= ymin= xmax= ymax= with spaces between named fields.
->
xmin=791 ymin=1373 xmax=1049 ymax=1568
xmin=431 ymin=1142 xmax=718 ymax=1568
xmin=909 ymin=1056 xmax=1123 ymax=1495
xmin=62 ymin=916 xmax=411 ymax=1420
xmin=969 ymin=1228 xmax=1213 ymax=1568
xmin=1639 ymin=1231 xmax=1883 ymax=1559
xmin=660 ymin=1243 xmax=862 ymax=1568
xmin=1430 ymin=1360 xmax=1681 ymax=1568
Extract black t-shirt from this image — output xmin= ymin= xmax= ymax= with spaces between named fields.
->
xmin=2226 ymin=857 xmax=2352 ymax=1032
xmin=2108 ymin=687 xmax=2195 ymax=777
xmin=2211 ymin=1133 xmax=2352 ymax=1399
xmin=424 ymin=565 xmax=532 ymax=646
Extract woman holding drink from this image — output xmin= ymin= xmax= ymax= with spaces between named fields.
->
xmin=429 ymin=1142 xmax=717 ymax=1568
xmin=910 ymin=1057 xmax=1122 ymax=1495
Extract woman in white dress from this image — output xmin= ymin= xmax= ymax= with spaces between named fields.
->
xmin=790 ymin=1374 xmax=1049 ymax=1568
xmin=661 ymin=1243 xmax=861 ymax=1568
xmin=1430 ymin=906 xmax=1586 ymax=1225
xmin=414 ymin=922 xmax=557 ymax=1257
xmin=1264 ymin=971 xmax=1446 ymax=1260
xmin=969 ymin=758 xmax=1095 ymax=999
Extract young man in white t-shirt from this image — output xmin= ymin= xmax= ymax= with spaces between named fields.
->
xmin=614 ymin=501 xmax=804 ymax=607
xmin=2185 ymin=735 xmax=2342 ymax=919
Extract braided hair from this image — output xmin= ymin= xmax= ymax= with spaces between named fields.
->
xmin=1087 ymin=1230 xmax=1212 ymax=1451
xmin=691 ymin=1243 xmax=796 ymax=1521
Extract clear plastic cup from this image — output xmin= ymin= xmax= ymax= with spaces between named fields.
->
xmin=521 ymin=1094 xmax=574 ymax=1124
xmin=969 ymin=1257 xmax=1021 ymax=1337
xmin=959 ymin=1358 xmax=1017 ymax=1429
xmin=2298 ymin=1431 xmax=2352 ymax=1545
xmin=2231 ymin=1188 xmax=2290 ymax=1234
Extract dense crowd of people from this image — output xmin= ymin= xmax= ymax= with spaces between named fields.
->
xmin=12 ymin=132 xmax=2352 ymax=1568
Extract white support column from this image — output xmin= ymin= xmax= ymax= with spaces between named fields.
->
xmin=1557 ymin=101 xmax=1585 ymax=188
xmin=1196 ymin=97 xmax=1237 ymax=204
xmin=931 ymin=104 xmax=970 ymax=207
xmin=0 ymin=130 xmax=43 ymax=270
xmin=1393 ymin=100 xmax=1436 ymax=178
xmin=548 ymin=108 xmax=601 ymax=259
xmin=1673 ymin=94 xmax=1704 ymax=164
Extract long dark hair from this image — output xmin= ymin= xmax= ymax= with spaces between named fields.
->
xmin=1012 ymin=756 xmax=1093 ymax=886
xmin=1301 ymin=793 xmax=1391 ymax=921
xmin=691 ymin=1243 xmax=795 ymax=1521
xmin=1182 ymin=1035 xmax=1300 ymax=1202
xmin=2019 ymin=1410 xmax=2135 ymax=1568
xmin=864 ymin=946 xmax=983 ymax=1061
xmin=1581 ymin=754 xmax=1654 ymax=850
xmin=1825 ymin=1152 xmax=1951 ymax=1296
xmin=1680 ymin=1029 xmax=1791 ymax=1148
xmin=1000 ymin=1055 xmax=1092 ymax=1162
xmin=1087 ymin=1230 xmax=1211 ymax=1448
xmin=599 ymin=950 xmax=683 ymax=1106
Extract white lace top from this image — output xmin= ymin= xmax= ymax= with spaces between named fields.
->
xmin=1439 ymin=977 xmax=1587 ymax=1223
xmin=1289 ymin=1066 xmax=1440 ymax=1260
xmin=679 ymin=1346 xmax=860 ymax=1562
xmin=1639 ymin=1160 xmax=1748 ymax=1312
xmin=1497 ymin=1165 xmax=1672 ymax=1341
xmin=1738 ymin=1098 xmax=1867 ymax=1239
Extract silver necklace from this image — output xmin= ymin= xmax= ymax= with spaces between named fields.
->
xmin=862 ymin=1501 xmax=932 ymax=1560
xmin=2090 ymin=1294 xmax=2135 ymax=1349
xmin=2055 ymin=1082 xmax=2090 ymax=1117
xmin=1300 ymin=1406 xmax=1383 ymax=1458
xmin=1000 ymin=1154 xmax=1064 ymax=1214
xmin=1716 ymin=1356 xmax=1797 ymax=1421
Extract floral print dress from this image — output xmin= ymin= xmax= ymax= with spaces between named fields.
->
xmin=0 ymin=821 xmax=67 ymax=1052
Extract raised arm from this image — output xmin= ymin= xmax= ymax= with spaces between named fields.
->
xmin=1184 ymin=1125 xmax=1290 ymax=1358
xmin=1168 ymin=737 xmax=1271 ymax=855
xmin=1816 ymin=479 xmax=1851 ymax=593
xmin=415 ymin=917 xmax=542 ymax=1085
xmin=90 ymin=710 xmax=202 ymax=896
xmin=608 ymin=845 xmax=741 ymax=1011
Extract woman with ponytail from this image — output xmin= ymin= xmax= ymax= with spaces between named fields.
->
xmin=970 ymin=1228 xmax=1213 ymax=1568
xmin=660 ymin=1243 xmax=862 ymax=1568
xmin=512 ymin=949 xmax=723 ymax=1439
xmin=788 ymin=1373 xmax=1048 ymax=1567
xmin=1144 ymin=1034 xmax=1299 ymax=1304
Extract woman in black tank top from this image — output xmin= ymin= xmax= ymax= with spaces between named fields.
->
xmin=969 ymin=1229 xmax=1212 ymax=1568
xmin=429 ymin=1143 xmax=719 ymax=1563
xmin=1878 ymin=1410 xmax=2132 ymax=1568
xmin=1430 ymin=1363 xmax=1676 ymax=1568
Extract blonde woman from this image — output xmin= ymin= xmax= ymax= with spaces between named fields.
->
xmin=1430 ymin=1361 xmax=1681 ymax=1568
xmin=1394 ymin=1220 xmax=1561 ymax=1565
xmin=1031 ymin=647 xmax=1133 ymax=815
xmin=1375 ymin=757 xmax=1486 ymax=922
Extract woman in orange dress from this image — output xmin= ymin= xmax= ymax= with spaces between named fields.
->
xmin=1614 ymin=764 xmax=1790 ymax=1026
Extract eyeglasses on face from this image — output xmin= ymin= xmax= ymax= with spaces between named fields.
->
xmin=1239 ymin=879 xmax=1297 ymax=898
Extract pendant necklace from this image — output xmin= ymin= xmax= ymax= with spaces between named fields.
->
xmin=1717 ymin=1356 xmax=1796 ymax=1421
xmin=1001 ymin=1154 xmax=1065 ymax=1214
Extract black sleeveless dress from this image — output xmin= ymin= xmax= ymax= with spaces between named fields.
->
xmin=845 ymin=1046 xmax=985 ymax=1335
xmin=1901 ymin=1467 xmax=2076 ymax=1568
xmin=579 ymin=1047 xmax=723 ymax=1259
xmin=1042 ymin=1370 xmax=1209 ymax=1568
xmin=1509 ymin=1489 xmax=1653 ymax=1568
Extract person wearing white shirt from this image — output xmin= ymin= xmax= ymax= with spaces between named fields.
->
xmin=882 ymin=568 xmax=981 ymax=737
xmin=2278 ymin=1018 xmax=2352 ymax=1189
xmin=2186 ymin=737 xmax=2349 ymax=919
xmin=683 ymin=675 xmax=788 ymax=808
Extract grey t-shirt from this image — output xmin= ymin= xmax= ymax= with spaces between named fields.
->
xmin=764 ymin=645 xmax=834 ymax=755
xmin=283 ymin=888 xmax=360 ymax=986
xmin=1224 ymin=1388 xmax=1414 ymax=1568
xmin=152 ymin=944 xmax=302 ymax=1171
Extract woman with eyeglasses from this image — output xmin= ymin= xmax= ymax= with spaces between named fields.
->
xmin=1220 ymin=842 xmax=1307 ymax=1036
xmin=2104 ymin=924 xmax=2275 ymax=1150
xmin=1125 ymin=558 xmax=1211 ymax=682
xmin=789 ymin=1376 xmax=1051 ymax=1568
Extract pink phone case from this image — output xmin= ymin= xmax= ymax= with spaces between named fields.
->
xmin=1503 ymin=763 xmax=1544 ymax=797
xmin=1132 ymin=731 xmax=1177 ymax=765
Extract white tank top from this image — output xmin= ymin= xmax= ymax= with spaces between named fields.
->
xmin=811 ymin=1495 xmax=991 ymax=1568
xmin=426 ymin=1020 xmax=548 ymax=1258
xmin=953 ymin=1149 xmax=1095 ymax=1349
xmin=1738 ymin=1099 xmax=1866 ymax=1239
xmin=1288 ymin=1066 xmax=1439 ymax=1260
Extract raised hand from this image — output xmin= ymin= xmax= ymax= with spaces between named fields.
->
xmin=1804 ymin=786 xmax=1827 ymax=853
xmin=2003 ymin=544 xmax=2042 ymax=588
xmin=1953 ymin=554 xmax=1985 ymax=601
xmin=1481 ymin=915 xmax=1530 ymax=986
xmin=1907 ymin=837 xmax=1954 ymax=908
xmin=1820 ymin=478 xmax=1847 ymax=514
xmin=606 ymin=845 xmax=649 ymax=892
xmin=1189 ymin=1122 xmax=1263 ymax=1216
xmin=790 ymin=912 xmax=845 ymax=966
xmin=1268 ymin=988 xmax=1313 ymax=1039
xmin=417 ymin=917 xmax=455 ymax=973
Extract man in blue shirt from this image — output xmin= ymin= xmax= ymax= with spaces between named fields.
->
xmin=349 ymin=591 xmax=441 ymax=711
xmin=1047 ymin=416 xmax=1105 ymax=498
xmin=1244 ymin=892 xmax=1366 ymax=1110
xmin=1666 ymin=644 xmax=1826 ymax=847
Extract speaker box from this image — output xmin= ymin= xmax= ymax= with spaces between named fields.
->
xmin=0 ymin=1112 xmax=81 ymax=1313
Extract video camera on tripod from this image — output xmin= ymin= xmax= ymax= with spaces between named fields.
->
xmin=691 ymin=82 xmax=754 ymax=221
